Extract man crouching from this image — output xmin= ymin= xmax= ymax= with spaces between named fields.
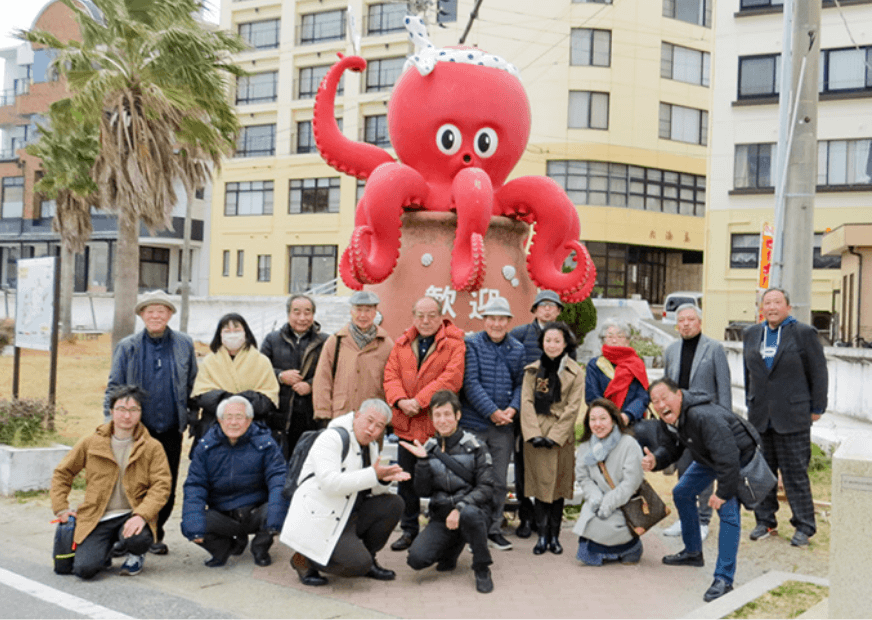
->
xmin=402 ymin=390 xmax=496 ymax=593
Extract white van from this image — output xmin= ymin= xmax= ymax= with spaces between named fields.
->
xmin=662 ymin=291 xmax=703 ymax=324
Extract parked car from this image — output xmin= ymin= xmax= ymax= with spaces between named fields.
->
xmin=662 ymin=291 xmax=703 ymax=324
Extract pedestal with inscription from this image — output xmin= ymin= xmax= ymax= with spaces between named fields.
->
xmin=367 ymin=212 xmax=537 ymax=339
xmin=829 ymin=433 xmax=872 ymax=617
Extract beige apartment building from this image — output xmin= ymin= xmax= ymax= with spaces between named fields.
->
xmin=211 ymin=0 xmax=714 ymax=302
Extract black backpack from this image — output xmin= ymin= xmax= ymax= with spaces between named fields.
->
xmin=282 ymin=426 xmax=350 ymax=501
xmin=53 ymin=515 xmax=76 ymax=575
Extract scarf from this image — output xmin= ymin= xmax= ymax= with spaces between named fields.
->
xmin=192 ymin=345 xmax=279 ymax=406
xmin=533 ymin=352 xmax=564 ymax=415
xmin=349 ymin=321 xmax=378 ymax=350
xmin=601 ymin=345 xmax=649 ymax=410
xmin=583 ymin=425 xmax=623 ymax=466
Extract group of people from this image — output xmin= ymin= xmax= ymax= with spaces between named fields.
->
xmin=49 ymin=285 xmax=827 ymax=603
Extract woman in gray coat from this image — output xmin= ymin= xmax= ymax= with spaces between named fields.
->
xmin=573 ymin=398 xmax=644 ymax=565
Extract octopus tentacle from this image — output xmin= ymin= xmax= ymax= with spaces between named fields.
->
xmin=338 ymin=247 xmax=364 ymax=290
xmin=450 ymin=168 xmax=492 ymax=291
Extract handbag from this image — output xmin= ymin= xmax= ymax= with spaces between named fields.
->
xmin=53 ymin=515 xmax=76 ymax=575
xmin=598 ymin=462 xmax=670 ymax=537
xmin=732 ymin=416 xmax=778 ymax=510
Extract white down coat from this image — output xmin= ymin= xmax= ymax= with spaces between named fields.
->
xmin=279 ymin=412 xmax=390 ymax=566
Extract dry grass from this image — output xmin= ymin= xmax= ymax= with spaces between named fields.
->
xmin=726 ymin=580 xmax=829 ymax=619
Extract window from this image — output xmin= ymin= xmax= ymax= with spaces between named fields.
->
xmin=366 ymin=57 xmax=406 ymax=92
xmin=740 ymin=0 xmax=783 ymax=8
xmin=296 ymin=118 xmax=342 ymax=153
xmin=39 ymin=198 xmax=56 ymax=219
xmin=661 ymin=43 xmax=710 ymax=87
xmin=1 ymin=177 xmax=24 ymax=218
xmin=237 ymin=250 xmax=244 ymax=277
xmin=225 ymin=181 xmax=274 ymax=216
xmin=289 ymin=178 xmax=341 ymax=214
xmin=663 ymin=0 xmax=711 ymax=27
xmin=367 ymin=2 xmax=407 ymax=35
xmin=236 ymin=71 xmax=278 ymax=104
xmin=223 ymin=250 xmax=230 ymax=276
xmin=300 ymin=9 xmax=346 ymax=45
xmin=357 ymin=178 xmax=367 ymax=204
xmin=738 ymin=55 xmax=780 ymax=99
xmin=239 ymin=19 xmax=280 ymax=50
xmin=659 ymin=103 xmax=708 ymax=146
xmin=289 ymin=245 xmax=337 ymax=292
xmin=363 ymin=115 xmax=391 ymax=147
xmin=139 ymin=247 xmax=170 ymax=291
xmin=257 ymin=255 xmax=272 ymax=282
xmin=236 ymin=124 xmax=275 ymax=157
xmin=14 ymin=64 xmax=31 ymax=96
xmin=730 ymin=234 xmax=759 ymax=269
xmin=734 ymin=143 xmax=777 ymax=189
xmin=817 ymin=139 xmax=872 ymax=186
xmin=570 ymin=29 xmax=611 ymax=67
xmin=437 ymin=0 xmax=457 ymax=23
xmin=821 ymin=47 xmax=872 ymax=93
xmin=195 ymin=188 xmax=205 ymax=199
xmin=297 ymin=65 xmax=344 ymax=99
xmin=547 ymin=160 xmax=706 ymax=216
xmin=813 ymin=233 xmax=841 ymax=269
xmin=568 ymin=91 xmax=609 ymax=129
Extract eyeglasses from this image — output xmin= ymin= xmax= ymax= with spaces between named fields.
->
xmin=113 ymin=406 xmax=141 ymax=415
xmin=538 ymin=302 xmax=558 ymax=308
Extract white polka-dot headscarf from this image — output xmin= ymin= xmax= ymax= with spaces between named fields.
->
xmin=402 ymin=15 xmax=520 ymax=78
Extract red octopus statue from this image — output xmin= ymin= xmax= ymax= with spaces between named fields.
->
xmin=313 ymin=26 xmax=596 ymax=302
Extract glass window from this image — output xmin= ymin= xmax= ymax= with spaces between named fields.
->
xmin=740 ymin=0 xmax=783 ymax=7
xmin=257 ymin=254 xmax=272 ymax=282
xmin=236 ymin=71 xmax=278 ymax=104
xmin=437 ymin=0 xmax=457 ymax=23
xmin=734 ymin=143 xmax=776 ymax=189
xmin=296 ymin=121 xmax=315 ymax=154
xmin=813 ymin=232 xmax=841 ymax=269
xmin=139 ymin=246 xmax=170 ymax=291
xmin=225 ymin=181 xmax=274 ymax=216
xmin=662 ymin=42 xmax=710 ymax=87
xmin=1 ymin=177 xmax=24 ymax=218
xmin=363 ymin=115 xmax=391 ymax=148
xmin=87 ymin=242 xmax=111 ymax=292
xmin=289 ymin=245 xmax=337 ymax=292
xmin=366 ymin=57 xmax=406 ymax=92
xmin=237 ymin=250 xmax=244 ymax=277
xmin=730 ymin=234 xmax=759 ymax=269
xmin=236 ymin=124 xmax=275 ymax=158
xmin=738 ymin=55 xmax=780 ymax=98
xmin=300 ymin=9 xmax=346 ymax=45
xmin=659 ymin=103 xmax=708 ymax=146
xmin=297 ymin=64 xmax=344 ymax=99
xmin=663 ymin=0 xmax=712 ymax=27
xmin=570 ymin=29 xmax=611 ymax=67
xmin=367 ymin=2 xmax=407 ymax=35
xmin=568 ymin=91 xmax=609 ymax=129
xmin=223 ymin=250 xmax=230 ymax=277
xmin=822 ymin=47 xmax=872 ymax=93
xmin=239 ymin=19 xmax=280 ymax=50
xmin=818 ymin=138 xmax=872 ymax=186
xmin=289 ymin=178 xmax=341 ymax=214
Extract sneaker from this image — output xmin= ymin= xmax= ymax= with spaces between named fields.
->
xmin=749 ymin=524 xmax=777 ymax=541
xmin=148 ymin=541 xmax=168 ymax=555
xmin=474 ymin=568 xmax=494 ymax=593
xmin=487 ymin=533 xmax=513 ymax=551
xmin=790 ymin=530 xmax=810 ymax=547
xmin=663 ymin=521 xmax=682 ymax=537
xmin=119 ymin=553 xmax=144 ymax=576
xmin=700 ymin=524 xmax=709 ymax=541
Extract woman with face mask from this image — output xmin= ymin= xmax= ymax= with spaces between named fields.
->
xmin=190 ymin=314 xmax=279 ymax=450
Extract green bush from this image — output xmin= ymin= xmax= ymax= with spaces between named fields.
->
xmin=0 ymin=398 xmax=62 ymax=447
xmin=0 ymin=318 xmax=12 ymax=354
xmin=557 ymin=297 xmax=597 ymax=348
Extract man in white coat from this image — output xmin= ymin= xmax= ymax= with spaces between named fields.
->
xmin=281 ymin=399 xmax=407 ymax=586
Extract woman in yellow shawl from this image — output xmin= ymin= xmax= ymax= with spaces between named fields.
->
xmin=191 ymin=313 xmax=279 ymax=448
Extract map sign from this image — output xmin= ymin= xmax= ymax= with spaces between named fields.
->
xmin=15 ymin=256 xmax=57 ymax=351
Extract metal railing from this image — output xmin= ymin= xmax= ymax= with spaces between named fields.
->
xmin=304 ymin=278 xmax=338 ymax=296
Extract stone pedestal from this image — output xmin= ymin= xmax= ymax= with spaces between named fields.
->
xmin=829 ymin=433 xmax=872 ymax=617
xmin=368 ymin=212 xmax=537 ymax=340
xmin=0 ymin=443 xmax=70 ymax=495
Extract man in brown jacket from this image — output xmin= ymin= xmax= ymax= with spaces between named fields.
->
xmin=313 ymin=291 xmax=394 ymax=421
xmin=52 ymin=385 xmax=172 ymax=579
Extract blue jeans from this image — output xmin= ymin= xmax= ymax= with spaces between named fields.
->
xmin=673 ymin=461 xmax=741 ymax=584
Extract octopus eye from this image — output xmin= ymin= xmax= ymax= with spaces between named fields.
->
xmin=435 ymin=124 xmax=462 ymax=156
xmin=474 ymin=128 xmax=499 ymax=158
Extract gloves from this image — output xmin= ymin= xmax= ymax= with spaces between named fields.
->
xmin=585 ymin=498 xmax=601 ymax=514
xmin=597 ymin=494 xmax=618 ymax=519
xmin=543 ymin=438 xmax=558 ymax=449
xmin=529 ymin=437 xmax=549 ymax=448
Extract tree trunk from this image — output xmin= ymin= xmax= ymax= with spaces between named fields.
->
xmin=180 ymin=180 xmax=193 ymax=333
xmin=112 ymin=207 xmax=140 ymax=349
xmin=59 ymin=243 xmax=74 ymax=340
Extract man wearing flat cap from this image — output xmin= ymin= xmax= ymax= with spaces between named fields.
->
xmin=104 ymin=290 xmax=198 ymax=555
xmin=460 ymin=297 xmax=526 ymax=550
xmin=313 ymin=290 xmax=394 ymax=421
xmin=509 ymin=291 xmax=564 ymax=537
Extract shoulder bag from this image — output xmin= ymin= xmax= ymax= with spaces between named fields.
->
xmin=733 ymin=415 xmax=778 ymax=510
xmin=598 ymin=462 xmax=670 ymax=537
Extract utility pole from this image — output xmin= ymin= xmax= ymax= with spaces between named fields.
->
xmin=771 ymin=0 xmax=820 ymax=324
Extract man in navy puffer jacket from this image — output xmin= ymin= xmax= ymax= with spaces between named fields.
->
xmin=182 ymin=395 xmax=287 ymax=568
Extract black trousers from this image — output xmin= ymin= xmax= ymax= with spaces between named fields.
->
xmin=197 ymin=503 xmax=273 ymax=561
xmin=514 ymin=423 xmax=534 ymax=524
xmin=407 ymin=504 xmax=492 ymax=572
xmin=148 ymin=427 xmax=182 ymax=541
xmin=754 ymin=428 xmax=816 ymax=536
xmin=313 ymin=494 xmax=403 ymax=578
xmin=397 ymin=442 xmax=421 ymax=536
xmin=73 ymin=513 xmax=154 ymax=579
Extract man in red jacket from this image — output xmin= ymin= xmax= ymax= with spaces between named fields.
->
xmin=384 ymin=296 xmax=466 ymax=551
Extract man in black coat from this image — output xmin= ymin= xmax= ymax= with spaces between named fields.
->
xmin=401 ymin=390 xmax=496 ymax=594
xmin=742 ymin=288 xmax=827 ymax=547
xmin=644 ymin=378 xmax=759 ymax=603
xmin=261 ymin=294 xmax=328 ymax=459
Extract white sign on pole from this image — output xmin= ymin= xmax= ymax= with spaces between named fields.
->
xmin=14 ymin=256 xmax=57 ymax=352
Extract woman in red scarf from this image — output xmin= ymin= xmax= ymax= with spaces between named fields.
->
xmin=584 ymin=321 xmax=650 ymax=427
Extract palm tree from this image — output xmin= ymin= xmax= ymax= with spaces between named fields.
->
xmin=22 ymin=0 xmax=245 ymax=347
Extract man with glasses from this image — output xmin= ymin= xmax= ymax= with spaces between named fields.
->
xmin=383 ymin=296 xmax=466 ymax=551
xmin=313 ymin=290 xmax=394 ymax=421
xmin=104 ymin=290 xmax=197 ymax=555
xmin=52 ymin=386 xmax=171 ymax=579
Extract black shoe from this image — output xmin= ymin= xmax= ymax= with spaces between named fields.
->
xmin=662 ymin=549 xmax=704 ymax=567
xmin=515 ymin=520 xmax=533 ymax=539
xmin=148 ymin=541 xmax=168 ymax=555
xmin=204 ymin=556 xmax=227 ymax=568
xmin=532 ymin=536 xmax=549 ymax=555
xmin=475 ymin=568 xmax=494 ymax=593
xmin=291 ymin=552 xmax=328 ymax=586
xmin=487 ymin=533 xmax=513 ymax=550
xmin=390 ymin=532 xmax=415 ymax=552
xmin=231 ymin=536 xmax=248 ymax=556
xmin=436 ymin=558 xmax=457 ymax=572
xmin=366 ymin=559 xmax=396 ymax=581
xmin=749 ymin=524 xmax=778 ymax=541
xmin=548 ymin=536 xmax=563 ymax=555
xmin=253 ymin=552 xmax=271 ymax=567
xmin=703 ymin=578 xmax=734 ymax=602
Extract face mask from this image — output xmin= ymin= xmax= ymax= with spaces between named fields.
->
xmin=222 ymin=332 xmax=246 ymax=351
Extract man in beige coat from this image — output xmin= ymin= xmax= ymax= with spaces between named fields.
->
xmin=313 ymin=291 xmax=394 ymax=421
